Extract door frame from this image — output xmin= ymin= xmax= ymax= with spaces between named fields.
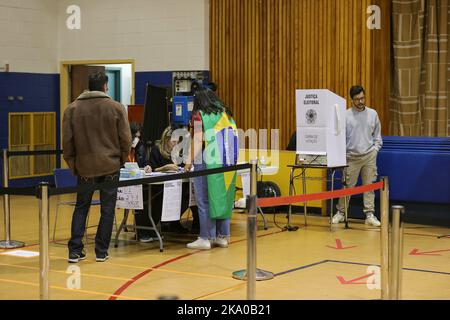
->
xmin=59 ymin=59 xmax=135 ymax=165
xmin=105 ymin=67 xmax=122 ymax=102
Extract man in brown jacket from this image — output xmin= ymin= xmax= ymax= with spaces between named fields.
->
xmin=63 ymin=71 xmax=131 ymax=263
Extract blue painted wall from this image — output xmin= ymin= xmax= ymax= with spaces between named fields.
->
xmin=0 ymin=72 xmax=60 ymax=187
xmin=1 ymin=70 xmax=210 ymax=188
xmin=134 ymin=70 xmax=210 ymax=104
xmin=135 ymin=71 xmax=173 ymax=104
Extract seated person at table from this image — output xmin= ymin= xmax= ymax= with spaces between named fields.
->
xmin=127 ymin=122 xmax=147 ymax=166
xmin=134 ymin=126 xmax=199 ymax=242
xmin=126 ymin=122 xmax=151 ymax=235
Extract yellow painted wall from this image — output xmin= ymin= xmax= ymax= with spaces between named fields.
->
xmin=236 ymin=149 xmax=326 ymax=210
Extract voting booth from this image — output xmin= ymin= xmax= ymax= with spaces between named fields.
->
xmin=295 ymin=89 xmax=347 ymax=167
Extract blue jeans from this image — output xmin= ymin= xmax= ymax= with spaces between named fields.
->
xmin=68 ymin=172 xmax=119 ymax=257
xmin=192 ymin=163 xmax=230 ymax=240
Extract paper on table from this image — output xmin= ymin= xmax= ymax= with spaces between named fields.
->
xmin=189 ymin=180 xmax=196 ymax=207
xmin=241 ymin=172 xmax=250 ymax=197
xmin=145 ymin=172 xmax=166 ymax=176
xmin=124 ymin=162 xmax=140 ymax=169
xmin=161 ymin=179 xmax=182 ymax=222
xmin=116 ymin=185 xmax=143 ymax=209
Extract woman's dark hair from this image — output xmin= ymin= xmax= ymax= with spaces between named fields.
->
xmin=192 ymin=84 xmax=233 ymax=117
xmin=129 ymin=122 xmax=141 ymax=137
xmin=349 ymin=85 xmax=365 ymax=99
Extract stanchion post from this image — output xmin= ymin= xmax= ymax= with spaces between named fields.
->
xmin=39 ymin=182 xmax=50 ymax=300
xmin=389 ymin=205 xmax=404 ymax=300
xmin=0 ymin=149 xmax=24 ymax=249
xmin=232 ymin=160 xmax=274 ymax=293
xmin=398 ymin=206 xmax=404 ymax=300
xmin=380 ymin=177 xmax=389 ymax=300
xmin=247 ymin=159 xmax=258 ymax=300
xmin=2 ymin=149 xmax=11 ymax=242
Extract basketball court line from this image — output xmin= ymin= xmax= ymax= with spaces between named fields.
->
xmin=326 ymin=260 xmax=450 ymax=276
xmin=272 ymin=259 xmax=450 ymax=278
xmin=0 ymin=277 xmax=143 ymax=300
xmin=274 ymin=260 xmax=329 ymax=277
xmin=1 ymin=216 xmax=445 ymax=253
xmin=108 ymin=229 xmax=285 ymax=300
xmin=0 ymin=262 xmax=131 ymax=281
xmin=190 ymin=259 xmax=450 ymax=300
xmin=194 ymin=282 xmax=247 ymax=300
xmin=49 ymin=255 xmax=234 ymax=280
xmin=1 ymin=216 xmax=448 ymax=300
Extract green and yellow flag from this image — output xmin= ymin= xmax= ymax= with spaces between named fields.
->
xmin=201 ymin=111 xmax=239 ymax=219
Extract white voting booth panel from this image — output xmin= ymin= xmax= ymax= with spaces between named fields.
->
xmin=295 ymin=89 xmax=346 ymax=167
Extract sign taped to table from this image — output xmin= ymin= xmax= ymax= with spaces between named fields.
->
xmin=116 ymin=185 xmax=143 ymax=209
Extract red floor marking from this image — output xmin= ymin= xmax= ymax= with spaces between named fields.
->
xmin=337 ymin=272 xmax=374 ymax=285
xmin=326 ymin=239 xmax=357 ymax=250
xmin=109 ymin=252 xmax=197 ymax=300
xmin=108 ymin=229 xmax=284 ymax=300
xmin=409 ymin=248 xmax=450 ymax=256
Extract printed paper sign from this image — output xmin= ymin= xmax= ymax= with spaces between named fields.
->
xmin=116 ymin=185 xmax=143 ymax=210
xmin=161 ymin=180 xmax=182 ymax=222
xmin=1 ymin=250 xmax=39 ymax=258
xmin=189 ymin=180 xmax=197 ymax=207
xmin=241 ymin=172 xmax=250 ymax=197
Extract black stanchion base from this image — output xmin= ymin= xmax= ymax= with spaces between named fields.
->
xmin=0 ymin=240 xmax=25 ymax=249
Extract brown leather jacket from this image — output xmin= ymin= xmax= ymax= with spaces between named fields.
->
xmin=63 ymin=91 xmax=132 ymax=178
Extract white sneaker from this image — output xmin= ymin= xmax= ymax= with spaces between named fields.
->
xmin=187 ymin=237 xmax=211 ymax=250
xmin=365 ymin=214 xmax=381 ymax=227
xmin=331 ymin=212 xmax=345 ymax=224
xmin=214 ymin=236 xmax=229 ymax=248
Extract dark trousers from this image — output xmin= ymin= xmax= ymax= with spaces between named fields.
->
xmin=68 ymin=172 xmax=119 ymax=257
xmin=134 ymin=182 xmax=196 ymax=238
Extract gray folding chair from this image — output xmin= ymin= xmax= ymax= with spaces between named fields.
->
xmin=52 ymin=168 xmax=103 ymax=242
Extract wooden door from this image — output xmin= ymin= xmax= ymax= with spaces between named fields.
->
xmin=70 ymin=65 xmax=105 ymax=102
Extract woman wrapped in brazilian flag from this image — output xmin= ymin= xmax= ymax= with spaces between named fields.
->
xmin=184 ymin=84 xmax=238 ymax=250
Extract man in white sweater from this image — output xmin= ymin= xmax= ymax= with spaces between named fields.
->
xmin=332 ymin=85 xmax=382 ymax=227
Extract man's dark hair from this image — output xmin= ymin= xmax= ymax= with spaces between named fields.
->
xmin=89 ymin=71 xmax=109 ymax=91
xmin=349 ymin=85 xmax=365 ymax=99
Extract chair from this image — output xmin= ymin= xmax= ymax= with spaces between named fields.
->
xmin=52 ymin=168 xmax=101 ymax=242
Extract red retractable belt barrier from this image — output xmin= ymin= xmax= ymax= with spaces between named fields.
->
xmin=257 ymin=181 xmax=384 ymax=208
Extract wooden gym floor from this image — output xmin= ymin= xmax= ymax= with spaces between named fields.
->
xmin=0 ymin=195 xmax=449 ymax=300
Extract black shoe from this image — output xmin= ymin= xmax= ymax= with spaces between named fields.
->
xmin=138 ymin=236 xmax=154 ymax=243
xmin=161 ymin=222 xmax=188 ymax=234
xmin=95 ymin=253 xmax=109 ymax=262
xmin=68 ymin=251 xmax=86 ymax=263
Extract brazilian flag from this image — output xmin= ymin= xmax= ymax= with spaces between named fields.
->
xmin=200 ymin=111 xmax=239 ymax=219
